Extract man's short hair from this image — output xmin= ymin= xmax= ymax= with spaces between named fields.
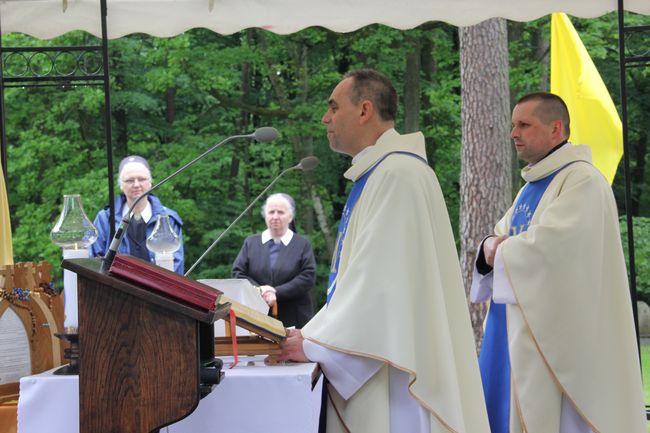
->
xmin=517 ymin=92 xmax=571 ymax=138
xmin=343 ymin=69 xmax=397 ymax=122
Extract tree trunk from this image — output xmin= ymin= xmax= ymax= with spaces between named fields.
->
xmin=295 ymin=43 xmax=316 ymax=235
xmin=404 ymin=40 xmax=421 ymax=134
xmin=535 ymin=27 xmax=550 ymax=92
xmin=420 ymin=29 xmax=437 ymax=167
xmin=165 ymin=88 xmax=176 ymax=125
xmin=459 ymin=18 xmax=512 ymax=350
xmin=114 ymin=71 xmax=128 ymax=156
xmin=229 ymin=60 xmax=251 ymax=198
xmin=312 ymin=187 xmax=335 ymax=255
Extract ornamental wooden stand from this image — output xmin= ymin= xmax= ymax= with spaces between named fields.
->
xmin=62 ymin=258 xmax=227 ymax=433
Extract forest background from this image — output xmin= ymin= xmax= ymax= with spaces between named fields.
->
xmin=3 ymin=12 xmax=649 ymax=317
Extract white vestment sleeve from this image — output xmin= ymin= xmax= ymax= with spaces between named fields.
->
xmin=303 ymin=339 xmax=382 ymax=400
xmin=560 ymin=395 xmax=595 ymax=433
xmin=492 ymin=246 xmax=517 ymax=304
xmin=303 ymin=340 xmax=430 ymax=433
xmin=470 ymin=266 xmax=493 ymax=303
xmin=470 ymin=239 xmax=494 ymax=303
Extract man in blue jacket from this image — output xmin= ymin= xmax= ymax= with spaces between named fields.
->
xmin=90 ymin=155 xmax=184 ymax=274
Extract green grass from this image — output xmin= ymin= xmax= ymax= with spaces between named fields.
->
xmin=641 ymin=345 xmax=650 ymax=432
xmin=643 ymin=345 xmax=650 ymax=402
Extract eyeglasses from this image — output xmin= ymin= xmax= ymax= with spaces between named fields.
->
xmin=121 ymin=177 xmax=151 ymax=185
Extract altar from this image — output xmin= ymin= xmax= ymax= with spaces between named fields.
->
xmin=17 ymin=357 xmax=322 ymax=433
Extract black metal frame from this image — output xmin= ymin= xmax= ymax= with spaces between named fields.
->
xmin=618 ymin=0 xmax=650 ymax=346
xmin=617 ymin=0 xmax=650 ymax=419
xmin=0 ymin=0 xmax=116 ymax=236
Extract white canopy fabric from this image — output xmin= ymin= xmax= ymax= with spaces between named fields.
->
xmin=1 ymin=0 xmax=649 ymax=39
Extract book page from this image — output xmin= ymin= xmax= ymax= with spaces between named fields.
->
xmin=219 ymin=295 xmax=286 ymax=339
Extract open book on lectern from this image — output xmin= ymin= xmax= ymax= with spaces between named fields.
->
xmin=109 ymin=255 xmax=286 ymax=342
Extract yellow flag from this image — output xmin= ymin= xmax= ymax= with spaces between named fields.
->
xmin=551 ymin=12 xmax=622 ymax=184
xmin=0 ymin=164 xmax=14 ymax=265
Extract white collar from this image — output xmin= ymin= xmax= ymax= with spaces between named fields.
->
xmin=352 ymin=144 xmax=375 ymax=165
xmin=122 ymin=200 xmax=153 ymax=223
xmin=350 ymin=127 xmax=397 ymax=165
xmin=529 ymin=142 xmax=571 ymax=168
xmin=261 ymin=229 xmax=294 ymax=246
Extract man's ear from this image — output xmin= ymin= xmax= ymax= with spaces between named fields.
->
xmin=359 ymin=100 xmax=374 ymax=125
xmin=551 ymin=119 xmax=564 ymax=138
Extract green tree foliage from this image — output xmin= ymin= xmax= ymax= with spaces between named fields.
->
xmin=4 ymin=24 xmax=463 ymax=305
xmin=621 ymin=217 xmax=650 ymax=303
xmin=3 ymin=12 xmax=648 ymax=307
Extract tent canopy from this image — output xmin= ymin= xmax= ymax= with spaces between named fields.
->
xmin=1 ymin=0 xmax=649 ymax=39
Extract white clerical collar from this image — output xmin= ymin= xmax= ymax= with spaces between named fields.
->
xmin=351 ymin=128 xmax=396 ymax=165
xmin=122 ymin=200 xmax=153 ymax=223
xmin=261 ymin=229 xmax=293 ymax=246
xmin=529 ymin=142 xmax=571 ymax=168
xmin=352 ymin=145 xmax=374 ymax=165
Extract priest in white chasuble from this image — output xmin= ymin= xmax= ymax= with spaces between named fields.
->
xmin=471 ymin=92 xmax=646 ymax=433
xmin=271 ymin=69 xmax=490 ymax=433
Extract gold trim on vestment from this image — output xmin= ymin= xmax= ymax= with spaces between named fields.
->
xmin=304 ymin=336 xmax=460 ymax=433
xmin=502 ymin=245 xmax=600 ymax=433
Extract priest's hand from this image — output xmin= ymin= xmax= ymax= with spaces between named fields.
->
xmin=265 ymin=329 xmax=309 ymax=364
xmin=483 ymin=235 xmax=508 ymax=267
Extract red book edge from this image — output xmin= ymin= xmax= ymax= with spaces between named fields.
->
xmin=109 ymin=255 xmax=221 ymax=312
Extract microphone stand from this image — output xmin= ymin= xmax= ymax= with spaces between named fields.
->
xmin=99 ymin=129 xmax=278 ymax=273
xmin=184 ymin=156 xmax=319 ymax=277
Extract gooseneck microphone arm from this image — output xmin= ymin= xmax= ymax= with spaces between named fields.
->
xmin=184 ymin=156 xmax=319 ymax=277
xmin=99 ymin=127 xmax=279 ymax=273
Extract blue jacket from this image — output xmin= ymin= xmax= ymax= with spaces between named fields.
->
xmin=90 ymin=194 xmax=184 ymax=274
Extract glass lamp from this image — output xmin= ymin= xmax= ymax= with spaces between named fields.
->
xmin=146 ymin=213 xmax=180 ymax=271
xmin=50 ymin=194 xmax=98 ymax=332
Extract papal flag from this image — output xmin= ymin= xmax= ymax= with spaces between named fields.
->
xmin=551 ymin=12 xmax=622 ymax=185
xmin=1 ymin=164 xmax=13 ymax=265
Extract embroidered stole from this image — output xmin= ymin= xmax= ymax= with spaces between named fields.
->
xmin=326 ymin=151 xmax=426 ymax=305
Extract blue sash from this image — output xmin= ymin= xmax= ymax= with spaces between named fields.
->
xmin=326 ymin=151 xmax=426 ymax=305
xmin=479 ymin=165 xmax=570 ymax=433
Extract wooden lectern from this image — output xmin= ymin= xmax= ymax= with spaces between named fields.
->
xmin=62 ymin=258 xmax=228 ymax=433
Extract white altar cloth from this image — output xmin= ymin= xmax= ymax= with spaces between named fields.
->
xmin=18 ymin=357 xmax=322 ymax=433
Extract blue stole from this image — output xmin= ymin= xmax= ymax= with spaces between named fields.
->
xmin=326 ymin=151 xmax=426 ymax=305
xmin=479 ymin=165 xmax=569 ymax=433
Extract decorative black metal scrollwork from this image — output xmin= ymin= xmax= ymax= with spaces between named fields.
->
xmin=1 ymin=46 xmax=104 ymax=87
xmin=624 ymin=24 xmax=650 ymax=67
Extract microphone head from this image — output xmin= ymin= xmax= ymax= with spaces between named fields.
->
xmin=254 ymin=127 xmax=279 ymax=143
xmin=298 ymin=156 xmax=320 ymax=171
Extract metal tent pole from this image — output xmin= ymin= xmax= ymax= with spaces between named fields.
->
xmin=0 ymin=16 xmax=8 ymax=184
xmin=617 ymin=0 xmax=640 ymax=354
xmin=100 ymin=0 xmax=116 ymax=237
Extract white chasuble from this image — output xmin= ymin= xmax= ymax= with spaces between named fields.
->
xmin=302 ymin=129 xmax=490 ymax=433
xmin=493 ymin=144 xmax=645 ymax=433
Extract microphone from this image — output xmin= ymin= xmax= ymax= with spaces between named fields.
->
xmin=184 ymin=156 xmax=320 ymax=277
xmin=99 ymin=127 xmax=279 ymax=273
xmin=254 ymin=127 xmax=279 ymax=143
